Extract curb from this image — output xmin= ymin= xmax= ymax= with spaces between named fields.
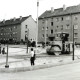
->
xmin=0 ymin=59 xmax=80 ymax=73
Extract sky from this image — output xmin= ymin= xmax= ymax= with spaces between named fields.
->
xmin=0 ymin=0 xmax=80 ymax=21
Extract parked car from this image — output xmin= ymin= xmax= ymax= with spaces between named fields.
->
xmin=46 ymin=45 xmax=61 ymax=55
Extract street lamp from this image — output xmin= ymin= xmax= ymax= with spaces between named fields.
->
xmin=70 ymin=13 xmax=74 ymax=60
xmin=73 ymin=25 xmax=74 ymax=60
xmin=36 ymin=0 xmax=39 ymax=47
xmin=45 ymin=19 xmax=47 ymax=47
xmin=5 ymin=44 xmax=9 ymax=68
xmin=26 ymin=29 xmax=29 ymax=53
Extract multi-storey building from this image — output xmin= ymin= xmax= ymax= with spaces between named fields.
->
xmin=0 ymin=15 xmax=36 ymax=43
xmin=38 ymin=4 xmax=80 ymax=44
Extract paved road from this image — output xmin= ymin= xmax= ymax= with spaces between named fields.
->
xmin=0 ymin=61 xmax=80 ymax=80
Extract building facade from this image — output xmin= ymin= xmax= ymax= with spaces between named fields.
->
xmin=0 ymin=15 xmax=36 ymax=43
xmin=38 ymin=4 xmax=80 ymax=44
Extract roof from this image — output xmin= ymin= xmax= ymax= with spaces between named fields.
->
xmin=39 ymin=5 xmax=80 ymax=19
xmin=0 ymin=15 xmax=31 ymax=27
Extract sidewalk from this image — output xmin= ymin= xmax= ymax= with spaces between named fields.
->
xmin=0 ymin=53 xmax=80 ymax=73
xmin=0 ymin=45 xmax=80 ymax=73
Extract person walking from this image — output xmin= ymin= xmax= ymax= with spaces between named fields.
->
xmin=30 ymin=48 xmax=35 ymax=66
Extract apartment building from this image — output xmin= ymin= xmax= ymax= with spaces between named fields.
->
xmin=0 ymin=15 xmax=36 ymax=43
xmin=38 ymin=4 xmax=80 ymax=44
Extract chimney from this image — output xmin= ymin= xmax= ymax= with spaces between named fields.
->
xmin=13 ymin=17 xmax=16 ymax=21
xmin=3 ymin=19 xmax=5 ymax=24
xmin=63 ymin=4 xmax=66 ymax=10
xmin=20 ymin=16 xmax=22 ymax=20
xmin=51 ymin=7 xmax=54 ymax=13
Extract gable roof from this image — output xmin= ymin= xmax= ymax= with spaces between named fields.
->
xmin=39 ymin=5 xmax=80 ymax=19
xmin=0 ymin=15 xmax=31 ymax=27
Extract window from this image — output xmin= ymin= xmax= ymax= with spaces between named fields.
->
xmin=61 ymin=17 xmax=63 ymax=21
xmin=74 ymin=25 xmax=78 ymax=29
xmin=14 ymin=26 xmax=16 ymax=28
xmin=42 ymin=19 xmax=45 ymax=23
xmin=51 ymin=29 xmax=53 ymax=34
xmin=74 ymin=33 xmax=78 ymax=37
xmin=74 ymin=38 xmax=77 ymax=42
xmin=57 ymin=34 xmax=58 ymax=37
xmin=1 ymin=28 xmax=4 ymax=31
xmin=66 ymin=16 xmax=70 ymax=20
xmin=74 ymin=16 xmax=78 ymax=20
xmin=9 ymin=28 xmax=12 ymax=31
xmin=55 ymin=29 xmax=57 ymax=32
xmin=1 ymin=33 xmax=3 ymax=35
xmin=13 ymin=32 xmax=16 ymax=35
xmin=46 ymin=27 xmax=48 ymax=30
xmin=4 ymin=33 xmax=5 ymax=35
xmin=25 ymin=31 xmax=27 ymax=33
xmin=42 ymin=34 xmax=44 ymax=38
xmin=57 ymin=26 xmax=59 ymax=28
xmin=10 ymin=34 xmax=12 ymax=37
xmin=51 ymin=22 xmax=53 ymax=26
xmin=25 ymin=25 xmax=27 ymax=28
xmin=46 ymin=34 xmax=48 ymax=37
xmin=66 ymin=24 xmax=70 ymax=29
xmin=56 ymin=18 xmax=59 ymax=22
xmin=14 ymin=26 xmax=17 ymax=29
xmin=55 ymin=34 xmax=59 ymax=37
xmin=61 ymin=25 xmax=63 ymax=30
xmin=42 ymin=27 xmax=44 ymax=30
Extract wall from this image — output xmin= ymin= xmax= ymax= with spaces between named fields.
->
xmin=38 ymin=13 xmax=80 ymax=43
xmin=21 ymin=16 xmax=36 ymax=42
xmin=0 ymin=24 xmax=21 ymax=42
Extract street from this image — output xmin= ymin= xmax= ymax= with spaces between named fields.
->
xmin=0 ymin=61 xmax=80 ymax=80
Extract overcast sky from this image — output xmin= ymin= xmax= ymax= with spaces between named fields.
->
xmin=0 ymin=0 xmax=80 ymax=21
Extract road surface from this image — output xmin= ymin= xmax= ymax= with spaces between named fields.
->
xmin=0 ymin=61 xmax=80 ymax=80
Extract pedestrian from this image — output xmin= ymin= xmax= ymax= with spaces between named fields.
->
xmin=30 ymin=48 xmax=35 ymax=66
xmin=2 ymin=48 xmax=5 ymax=54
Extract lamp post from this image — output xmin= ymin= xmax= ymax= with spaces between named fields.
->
xmin=26 ymin=29 xmax=29 ymax=53
xmin=5 ymin=44 xmax=9 ymax=68
xmin=36 ymin=0 xmax=39 ymax=47
xmin=70 ymin=13 xmax=74 ymax=60
xmin=45 ymin=19 xmax=47 ymax=47
xmin=73 ymin=25 xmax=74 ymax=60
xmin=36 ymin=0 xmax=39 ymax=53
